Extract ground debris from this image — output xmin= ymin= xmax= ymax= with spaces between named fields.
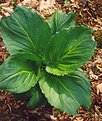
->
xmin=64 ymin=0 xmax=102 ymax=31
xmin=0 ymin=38 xmax=9 ymax=64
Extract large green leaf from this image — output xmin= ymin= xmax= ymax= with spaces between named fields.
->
xmin=0 ymin=6 xmax=51 ymax=59
xmin=39 ymin=69 xmax=91 ymax=115
xmin=45 ymin=26 xmax=96 ymax=76
xmin=0 ymin=55 xmax=38 ymax=93
xmin=47 ymin=11 xmax=75 ymax=35
xmin=28 ymin=86 xmax=47 ymax=108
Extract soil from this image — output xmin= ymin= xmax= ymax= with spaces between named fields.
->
xmin=0 ymin=0 xmax=102 ymax=121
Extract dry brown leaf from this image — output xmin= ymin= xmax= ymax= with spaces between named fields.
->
xmin=22 ymin=0 xmax=39 ymax=8
xmin=38 ymin=0 xmax=55 ymax=11
xmin=89 ymin=70 xmax=99 ymax=80
xmin=23 ymin=0 xmax=32 ymax=4
xmin=0 ymin=3 xmax=10 ymax=7
xmin=2 ymin=7 xmax=14 ymax=14
xmin=96 ymin=83 xmax=102 ymax=94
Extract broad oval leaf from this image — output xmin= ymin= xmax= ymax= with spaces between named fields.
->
xmin=47 ymin=10 xmax=75 ymax=35
xmin=0 ymin=6 xmax=51 ymax=59
xmin=0 ymin=56 xmax=38 ymax=93
xmin=45 ymin=26 xmax=96 ymax=76
xmin=39 ymin=69 xmax=91 ymax=115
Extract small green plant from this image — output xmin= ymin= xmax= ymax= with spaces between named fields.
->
xmin=0 ymin=6 xmax=96 ymax=115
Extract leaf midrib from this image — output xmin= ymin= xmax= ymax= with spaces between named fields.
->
xmin=60 ymin=39 xmax=85 ymax=60
xmin=12 ymin=14 xmax=36 ymax=51
xmin=58 ymin=15 xmax=69 ymax=30
xmin=58 ymin=79 xmax=80 ymax=106
xmin=0 ymin=70 xmax=33 ymax=84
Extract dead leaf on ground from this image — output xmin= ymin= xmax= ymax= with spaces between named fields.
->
xmin=96 ymin=83 xmax=102 ymax=94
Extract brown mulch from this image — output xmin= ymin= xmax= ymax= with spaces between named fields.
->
xmin=0 ymin=38 xmax=9 ymax=64
xmin=0 ymin=0 xmax=102 ymax=121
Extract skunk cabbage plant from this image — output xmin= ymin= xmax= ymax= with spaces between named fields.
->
xmin=0 ymin=6 xmax=96 ymax=115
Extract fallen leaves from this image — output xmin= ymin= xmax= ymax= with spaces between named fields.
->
xmin=37 ymin=0 xmax=57 ymax=17
xmin=0 ymin=39 xmax=9 ymax=64
xmin=22 ymin=0 xmax=39 ymax=8
xmin=97 ymin=83 xmax=102 ymax=94
xmin=65 ymin=0 xmax=102 ymax=31
xmin=0 ymin=2 xmax=14 ymax=16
